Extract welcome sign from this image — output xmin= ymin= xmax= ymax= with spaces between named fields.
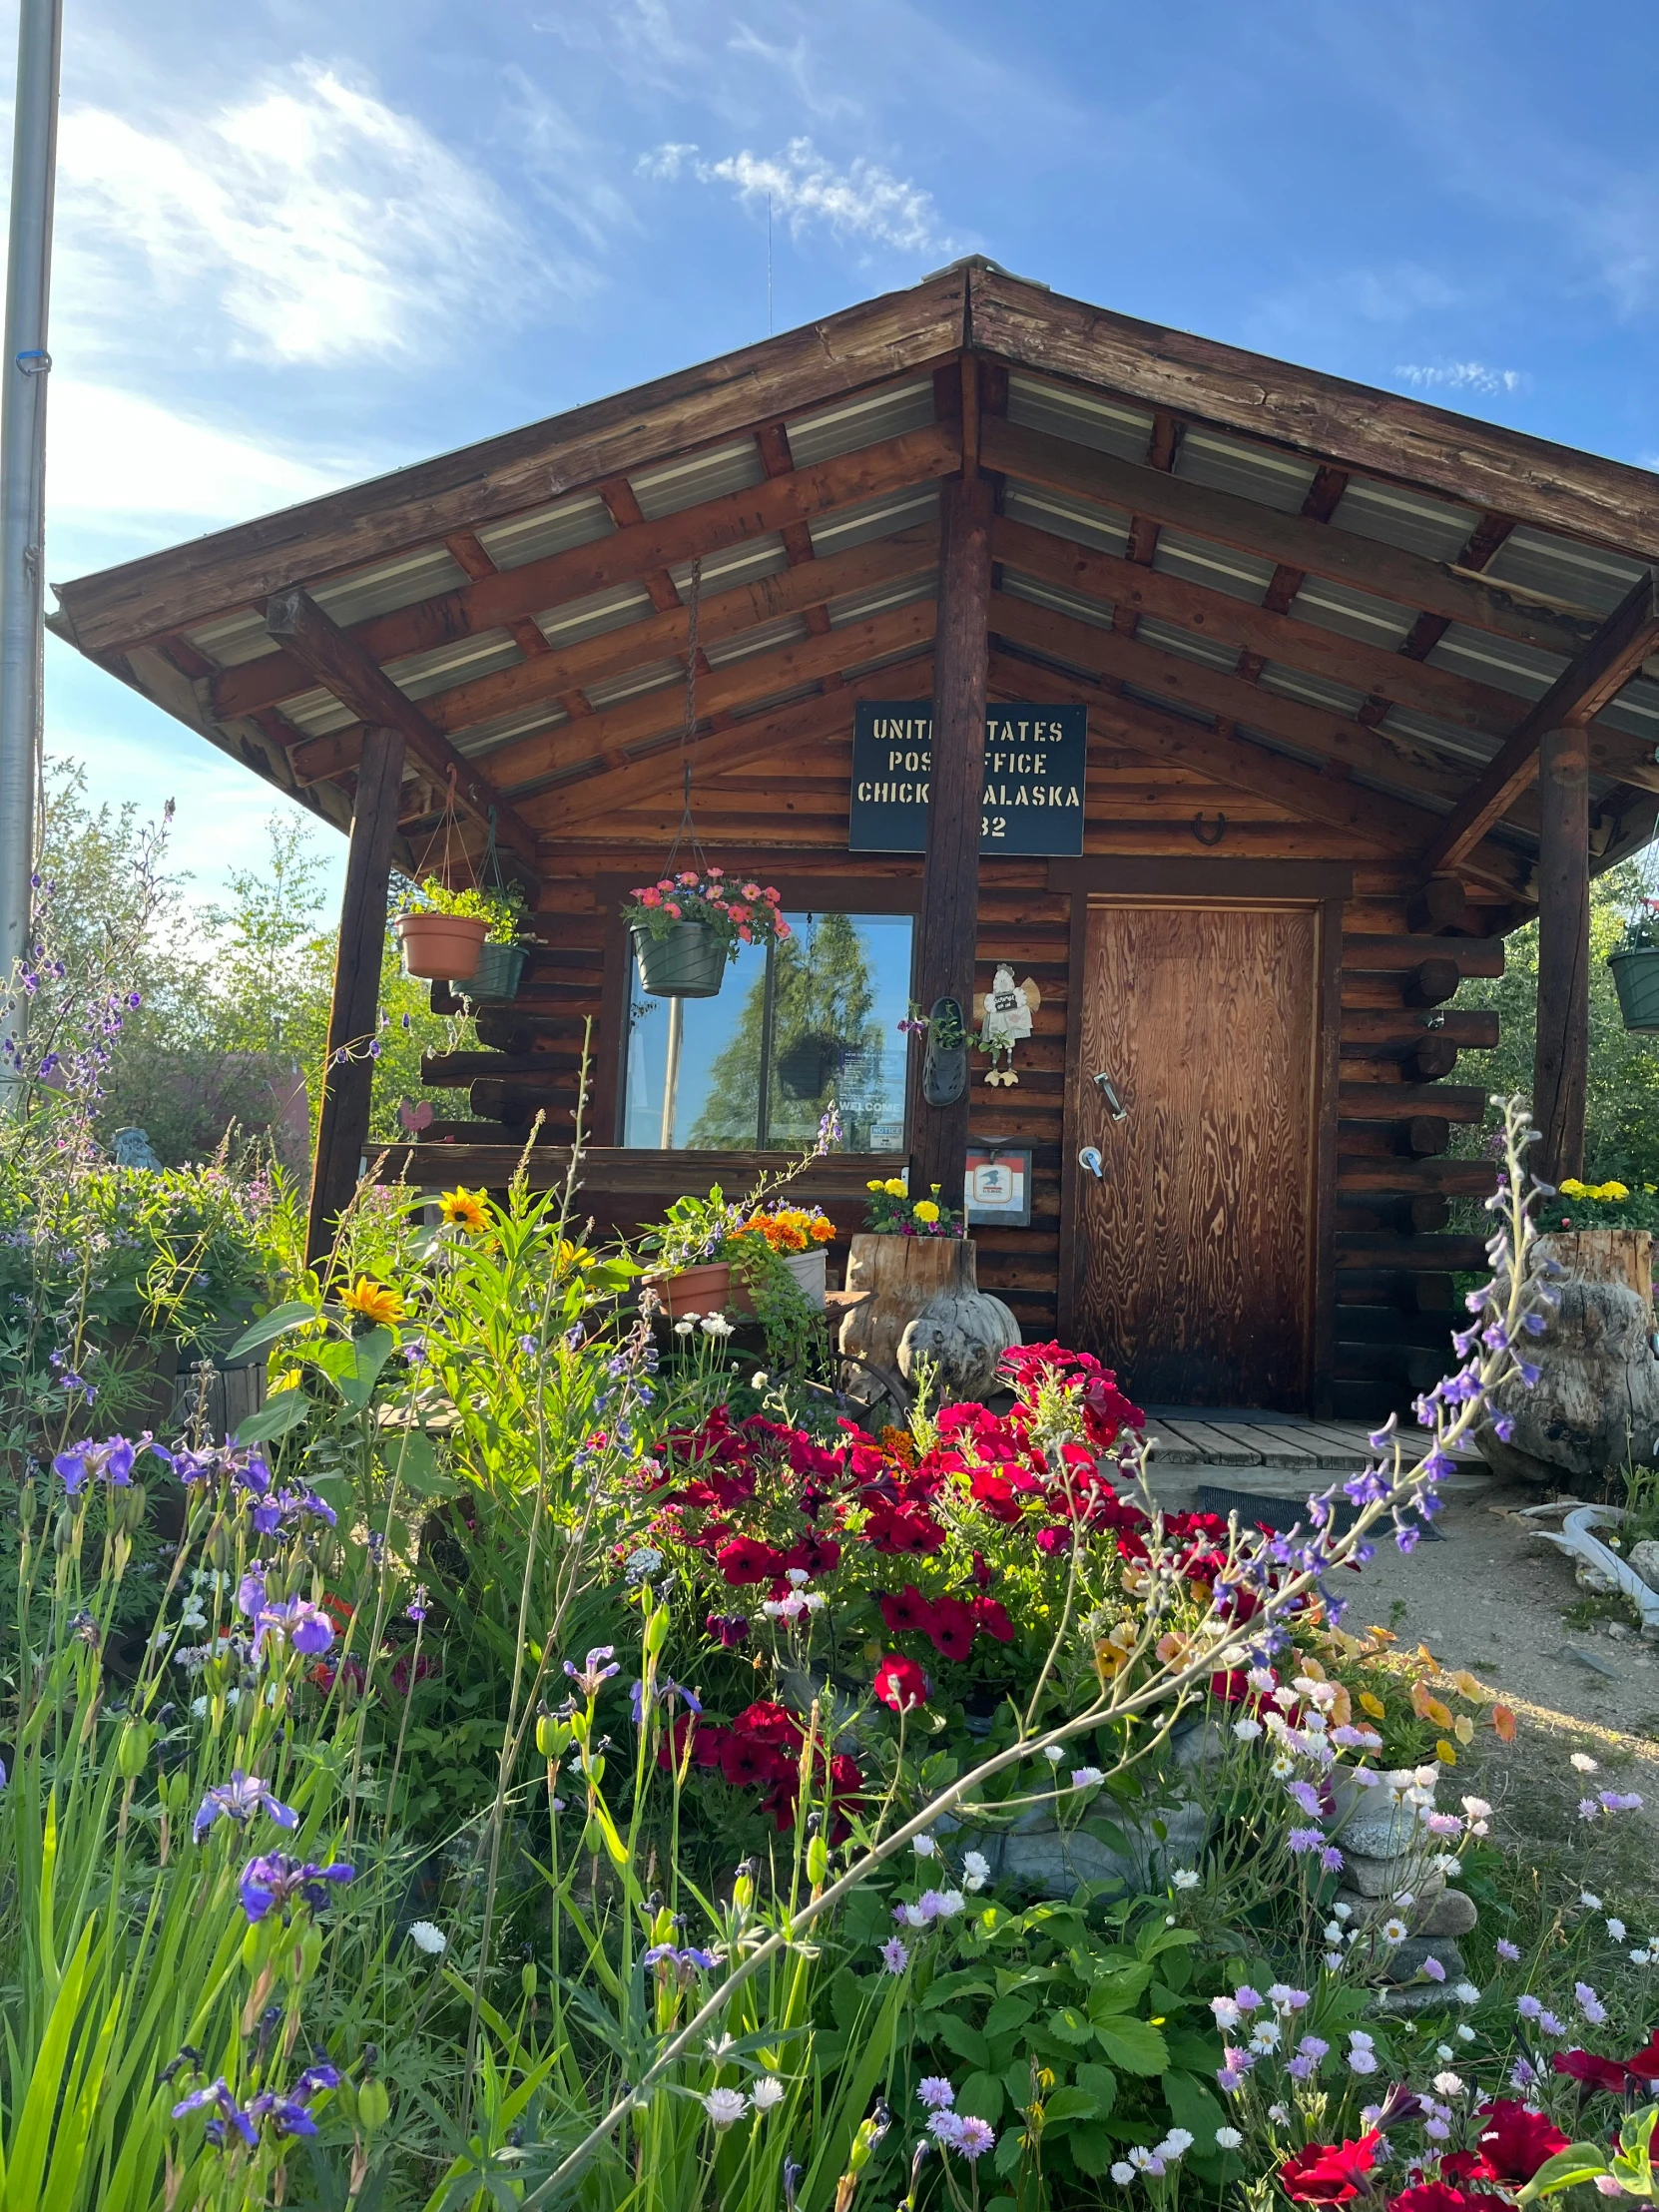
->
xmin=848 ymin=700 xmax=1087 ymax=855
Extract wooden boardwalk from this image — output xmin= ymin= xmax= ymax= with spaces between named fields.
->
xmin=1135 ymin=1409 xmax=1489 ymax=1511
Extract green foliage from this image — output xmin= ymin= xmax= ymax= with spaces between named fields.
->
xmin=398 ymin=873 xmax=529 ymax=944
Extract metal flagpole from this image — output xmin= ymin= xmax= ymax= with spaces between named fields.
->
xmin=0 ymin=0 xmax=64 ymax=1096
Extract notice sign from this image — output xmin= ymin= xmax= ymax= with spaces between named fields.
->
xmin=849 ymin=701 xmax=1086 ymax=855
xmin=965 ymin=1146 xmax=1032 ymax=1228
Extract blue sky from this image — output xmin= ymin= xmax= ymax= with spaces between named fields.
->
xmin=20 ymin=0 xmax=1659 ymax=913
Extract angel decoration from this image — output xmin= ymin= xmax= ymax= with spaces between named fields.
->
xmin=973 ymin=964 xmax=1041 ymax=1086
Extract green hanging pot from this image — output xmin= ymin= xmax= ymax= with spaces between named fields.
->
xmin=1609 ymin=945 xmax=1659 ymax=1032
xmin=461 ymin=941 xmax=527 ymax=1002
xmin=632 ymin=923 xmax=727 ymax=999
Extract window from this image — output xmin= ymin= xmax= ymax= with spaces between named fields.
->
xmin=623 ymin=910 xmax=913 ymax=1151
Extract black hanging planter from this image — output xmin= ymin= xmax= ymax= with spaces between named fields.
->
xmin=632 ymin=922 xmax=727 ymax=999
xmin=1609 ymin=945 xmax=1659 ymax=1033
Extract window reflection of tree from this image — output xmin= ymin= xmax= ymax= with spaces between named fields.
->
xmin=688 ymin=914 xmax=883 ymax=1148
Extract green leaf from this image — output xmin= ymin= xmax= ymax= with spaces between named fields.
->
xmin=956 ymin=2072 xmax=1005 ymax=2124
xmin=1049 ymin=2007 xmax=1096 ymax=2047
xmin=984 ymin=1995 xmax=1036 ymax=2038
xmin=386 ymin=1425 xmax=454 ymax=1497
xmin=932 ymin=2015 xmax=991 ymax=2070
xmin=1067 ymin=2123 xmax=1120 ymax=2179
xmin=1093 ymin=2017 xmax=1168 ymax=2075
xmin=1087 ymin=1963 xmax=1155 ymax=2015
xmin=1518 ymin=2146 xmax=1611 ymax=2201
xmin=1160 ymin=2068 xmax=1225 ymax=2143
xmin=336 ymin=1326 xmax=395 ymax=1408
xmin=235 ymin=1388 xmax=310 ymax=1445
xmin=1075 ymin=2063 xmax=1117 ymax=2120
xmin=1040 ymin=2086 xmax=1098 ymax=2127
xmin=226 ymin=1300 xmax=320 ymax=1359
xmin=993 ymin=2131 xmax=1025 ymax=2181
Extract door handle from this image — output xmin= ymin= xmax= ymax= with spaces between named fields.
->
xmin=1093 ymin=1072 xmax=1128 ymax=1121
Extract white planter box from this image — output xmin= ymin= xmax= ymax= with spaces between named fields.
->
xmin=782 ymin=1249 xmax=828 ymax=1307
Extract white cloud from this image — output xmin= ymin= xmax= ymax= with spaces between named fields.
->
xmin=56 ymin=61 xmax=577 ymax=368
xmin=48 ymin=382 xmax=350 ymax=531
xmin=640 ymin=133 xmax=950 ymax=255
xmin=1394 ymin=361 xmax=1531 ymax=396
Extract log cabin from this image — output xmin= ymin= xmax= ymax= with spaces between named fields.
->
xmin=49 ymin=259 xmax=1659 ymax=1421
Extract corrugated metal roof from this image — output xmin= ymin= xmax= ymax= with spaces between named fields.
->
xmin=1327 ymin=479 xmax=1478 ymax=562
xmin=475 ymin=489 xmax=614 ymax=572
xmin=1120 ymin=679 xmax=1213 ymax=729
xmin=383 ymin=630 xmax=523 ymax=705
xmin=1005 ymin=370 xmax=1153 ymax=462
xmin=1255 ymin=662 xmax=1369 ymax=719
xmin=1152 ymin=527 xmax=1276 ymax=606
xmin=785 ymin=376 xmax=936 ymax=467
xmin=583 ymin=656 xmax=685 ymax=711
xmin=280 ymin=688 xmax=353 ymax=738
xmin=729 ymin=676 xmax=830 ymax=720
xmin=827 ymin=571 xmax=938 ymax=627
xmin=312 ymin=545 xmax=468 ymax=628
xmin=837 ymin=636 xmax=934 ymax=686
xmin=452 ymin=700 xmax=571 ymax=761
xmin=1599 ymin=671 xmax=1659 ymax=746
xmin=1174 ymin=427 xmax=1316 ymax=515
xmin=628 ymin=436 xmax=766 ymax=520
xmin=535 ymin=581 xmax=655 ymax=650
xmin=998 ymin=566 xmax=1114 ymax=633
xmin=187 ymin=608 xmax=276 ymax=668
xmin=1000 ymin=477 xmax=1129 ymax=557
xmin=703 ymin=613 xmax=812 ymax=669
xmin=667 ymin=536 xmax=790 ymax=597
xmin=1373 ymin=703 xmax=1496 ymax=771
xmin=1287 ymin=573 xmax=1416 ymax=652
xmin=1423 ymin=623 xmax=1563 ymax=703
xmin=808 ymin=481 xmax=939 ymax=558
xmin=1134 ymin=613 xmax=1246 ymax=675
xmin=1480 ymin=526 xmax=1648 ymax=618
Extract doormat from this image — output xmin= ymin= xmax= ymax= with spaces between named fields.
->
xmin=1193 ymin=1484 xmax=1444 ymax=1542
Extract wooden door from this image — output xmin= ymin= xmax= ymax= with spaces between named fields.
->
xmin=1069 ymin=902 xmax=1319 ymax=1407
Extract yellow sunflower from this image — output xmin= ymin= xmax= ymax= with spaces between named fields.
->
xmin=554 ymin=1239 xmax=593 ymax=1277
xmin=438 ymin=1186 xmax=489 ymax=1233
xmin=339 ymin=1277 xmax=403 ymax=1327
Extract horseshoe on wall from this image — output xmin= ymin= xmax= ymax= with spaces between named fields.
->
xmin=1192 ymin=811 xmax=1228 ymax=846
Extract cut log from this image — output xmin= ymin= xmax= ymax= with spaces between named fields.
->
xmin=1400 ymin=1117 xmax=1451 ymax=1157
xmin=1338 ymin=1156 xmax=1500 ymax=1195
xmin=1341 ymin=1083 xmax=1486 ymax=1121
xmin=421 ymin=1050 xmax=581 ymax=1086
xmin=1405 ymin=1036 xmax=1459 ymax=1081
xmin=1340 ymin=1007 xmax=1499 ymax=1052
xmin=1402 ymin=958 xmax=1462 ymax=1008
xmin=1336 ymin=1236 xmax=1490 ymax=1269
xmin=1343 ymin=935 xmax=1504 ymax=976
xmin=1482 ymin=1232 xmax=1659 ymax=1482
xmin=1405 ymin=879 xmax=1481 ymax=937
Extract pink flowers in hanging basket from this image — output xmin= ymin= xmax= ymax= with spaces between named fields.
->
xmin=621 ymin=868 xmax=792 ymax=957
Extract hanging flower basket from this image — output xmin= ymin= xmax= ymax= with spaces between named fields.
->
xmin=462 ymin=941 xmax=527 ymax=1003
xmin=396 ymin=911 xmax=486 ymax=982
xmin=1609 ymin=945 xmax=1659 ymax=1033
xmin=622 ymin=868 xmax=793 ymax=999
xmin=631 ymin=923 xmax=727 ymax=998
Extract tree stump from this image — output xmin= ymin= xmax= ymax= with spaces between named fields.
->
xmin=898 ymin=1287 xmax=1021 ymax=1399
xmin=838 ymin=1235 xmax=978 ymax=1377
xmin=1481 ymin=1231 xmax=1659 ymax=1482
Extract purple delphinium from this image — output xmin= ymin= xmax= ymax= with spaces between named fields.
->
xmin=194 ymin=1772 xmax=298 ymax=1844
xmin=239 ymin=1853 xmax=355 ymax=1924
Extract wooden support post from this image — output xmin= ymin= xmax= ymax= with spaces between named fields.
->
xmin=1533 ymin=723 xmax=1590 ymax=1187
xmin=909 ymin=468 xmax=992 ymax=1213
xmin=307 ymin=725 xmax=406 ymax=1268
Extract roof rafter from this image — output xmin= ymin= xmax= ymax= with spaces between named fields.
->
xmin=209 ymin=421 xmax=959 ymax=725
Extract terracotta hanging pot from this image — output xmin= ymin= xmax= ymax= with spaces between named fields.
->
xmin=396 ymin=911 xmax=486 ymax=981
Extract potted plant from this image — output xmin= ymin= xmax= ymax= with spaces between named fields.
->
xmin=393 ymin=877 xmax=526 ymax=985
xmin=840 ymin=1179 xmax=978 ymax=1376
xmin=640 ymin=1188 xmax=749 ymax=1318
xmin=1609 ymin=901 xmax=1659 ymax=1032
xmin=621 ymin=867 xmax=792 ymax=998
xmin=733 ymin=1205 xmax=836 ymax=1307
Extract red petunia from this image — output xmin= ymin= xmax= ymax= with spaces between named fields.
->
xmin=864 ymin=1506 xmax=945 ymax=1555
xmin=729 ymin=1701 xmax=803 ymax=1746
xmin=721 ymin=1734 xmax=790 ymax=1789
xmin=878 ymin=1585 xmax=937 ymax=1637
xmin=716 ymin=1536 xmax=789 ymax=1585
xmin=785 ymin=1532 xmax=840 ymax=1576
xmin=967 ymin=1468 xmax=1023 ymax=1524
xmin=872 ymin=1652 xmax=929 ymax=1712
xmin=971 ymin=1595 xmax=1015 ymax=1643
xmin=1552 ymin=2049 xmax=1629 ymax=2095
xmin=1386 ymin=2186 xmax=1511 ymax=2212
xmin=1280 ymin=2134 xmax=1382 ymax=2205
xmin=925 ymin=1595 xmax=977 ymax=1663
xmin=1623 ymin=2030 xmax=1659 ymax=2081
xmin=1465 ymin=2100 xmax=1570 ymax=2183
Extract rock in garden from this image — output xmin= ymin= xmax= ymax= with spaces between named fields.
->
xmin=1411 ymin=1886 xmax=1478 ymax=1938
xmin=1337 ymin=1804 xmax=1426 ymax=1859
xmin=1629 ymin=1538 xmax=1659 ymax=1593
xmin=896 ymin=1288 xmax=1021 ymax=1400
xmin=1379 ymin=1936 xmax=1467 ymax=1987
xmin=1480 ymin=1270 xmax=1659 ymax=1484
xmin=1344 ymin=1853 xmax=1444 ymax=1903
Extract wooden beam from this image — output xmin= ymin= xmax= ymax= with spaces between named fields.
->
xmin=56 ymin=280 xmax=969 ymax=654
xmin=981 ymin=415 xmax=1599 ymax=662
xmin=532 ymin=651 xmax=935 ymax=836
xmin=205 ymin=421 xmax=957 ymax=726
xmin=987 ymin=649 xmax=1406 ymax=852
xmin=265 ymin=586 xmax=542 ymax=872
xmin=476 ymin=598 xmax=938 ymax=796
xmin=968 ymin=267 xmax=1659 ymax=563
xmin=912 ymin=470 xmax=993 ymax=1212
xmin=1419 ymin=571 xmax=1659 ymax=875
xmin=307 ymin=725 xmax=405 ymax=1267
xmin=420 ymin=527 xmax=936 ymax=742
xmin=1532 ymin=722 xmax=1590 ymax=1186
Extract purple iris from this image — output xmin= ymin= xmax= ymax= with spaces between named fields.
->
xmin=238 ymin=1573 xmax=335 ymax=1663
xmin=172 ymin=2078 xmax=259 ymax=2150
xmin=564 ymin=1646 xmax=620 ymax=1697
xmin=240 ymin=1853 xmax=355 ymax=1924
xmin=629 ymin=1676 xmax=703 ymax=1725
xmin=194 ymin=1771 xmax=298 ymax=1844
xmin=52 ymin=1432 xmax=163 ymax=1495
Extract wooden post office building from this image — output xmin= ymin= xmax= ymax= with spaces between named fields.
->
xmin=52 ymin=260 xmax=1659 ymax=1420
